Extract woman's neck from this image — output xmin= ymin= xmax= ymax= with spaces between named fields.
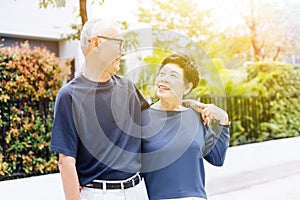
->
xmin=153 ymin=99 xmax=182 ymax=111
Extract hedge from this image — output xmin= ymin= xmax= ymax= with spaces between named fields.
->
xmin=0 ymin=41 xmax=70 ymax=180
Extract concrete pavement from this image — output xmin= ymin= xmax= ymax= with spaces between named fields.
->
xmin=207 ymin=161 xmax=300 ymax=200
xmin=203 ymin=136 xmax=300 ymax=200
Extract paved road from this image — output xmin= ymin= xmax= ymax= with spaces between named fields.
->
xmin=206 ymin=161 xmax=300 ymax=200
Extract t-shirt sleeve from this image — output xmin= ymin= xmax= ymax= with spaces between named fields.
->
xmin=50 ymin=87 xmax=79 ymax=158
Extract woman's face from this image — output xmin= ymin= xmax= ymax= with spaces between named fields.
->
xmin=155 ymin=63 xmax=188 ymax=102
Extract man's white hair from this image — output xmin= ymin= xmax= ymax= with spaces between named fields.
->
xmin=80 ymin=18 xmax=120 ymax=54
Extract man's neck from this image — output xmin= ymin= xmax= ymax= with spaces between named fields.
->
xmin=83 ymin=68 xmax=111 ymax=82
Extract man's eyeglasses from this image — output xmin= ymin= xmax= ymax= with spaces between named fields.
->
xmin=89 ymin=35 xmax=123 ymax=51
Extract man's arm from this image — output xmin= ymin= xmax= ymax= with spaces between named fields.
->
xmin=58 ymin=153 xmax=81 ymax=200
xmin=182 ymin=99 xmax=230 ymax=126
xmin=203 ymin=125 xmax=230 ymax=166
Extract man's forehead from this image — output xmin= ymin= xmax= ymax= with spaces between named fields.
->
xmin=97 ymin=24 xmax=121 ymax=38
xmin=106 ymin=27 xmax=121 ymax=37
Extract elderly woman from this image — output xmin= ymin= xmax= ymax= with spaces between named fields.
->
xmin=141 ymin=54 xmax=230 ymax=200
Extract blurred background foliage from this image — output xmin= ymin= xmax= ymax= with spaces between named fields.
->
xmin=0 ymin=42 xmax=70 ymax=180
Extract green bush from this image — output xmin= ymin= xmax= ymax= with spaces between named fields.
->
xmin=230 ymin=62 xmax=300 ymax=144
xmin=0 ymin=41 xmax=70 ymax=179
xmin=248 ymin=62 xmax=300 ymax=139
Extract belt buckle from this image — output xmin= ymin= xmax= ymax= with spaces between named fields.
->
xmin=132 ymin=177 xmax=135 ymax=187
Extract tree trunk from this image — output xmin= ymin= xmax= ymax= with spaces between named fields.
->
xmin=251 ymin=31 xmax=261 ymax=61
xmin=273 ymin=47 xmax=280 ymax=61
xmin=79 ymin=0 xmax=88 ymax=25
xmin=249 ymin=0 xmax=261 ymax=61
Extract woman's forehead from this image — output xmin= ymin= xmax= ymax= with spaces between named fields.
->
xmin=161 ymin=63 xmax=183 ymax=74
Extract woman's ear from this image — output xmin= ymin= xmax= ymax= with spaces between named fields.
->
xmin=183 ymin=82 xmax=193 ymax=96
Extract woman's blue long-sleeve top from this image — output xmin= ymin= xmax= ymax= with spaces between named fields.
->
xmin=141 ymin=108 xmax=230 ymax=200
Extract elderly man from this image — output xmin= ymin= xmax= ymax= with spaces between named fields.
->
xmin=50 ymin=18 xmax=149 ymax=200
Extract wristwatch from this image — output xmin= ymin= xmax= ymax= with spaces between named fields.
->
xmin=219 ymin=121 xmax=231 ymax=128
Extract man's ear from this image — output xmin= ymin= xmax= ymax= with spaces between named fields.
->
xmin=183 ymin=82 xmax=193 ymax=96
xmin=85 ymin=37 xmax=100 ymax=57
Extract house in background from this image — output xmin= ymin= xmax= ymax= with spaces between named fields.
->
xmin=0 ymin=0 xmax=84 ymax=78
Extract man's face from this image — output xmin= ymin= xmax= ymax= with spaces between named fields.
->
xmin=86 ymin=26 xmax=123 ymax=76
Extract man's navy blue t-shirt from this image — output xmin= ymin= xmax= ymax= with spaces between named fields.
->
xmin=50 ymin=74 xmax=148 ymax=186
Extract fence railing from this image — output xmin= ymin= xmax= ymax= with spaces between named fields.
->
xmin=199 ymin=96 xmax=272 ymax=144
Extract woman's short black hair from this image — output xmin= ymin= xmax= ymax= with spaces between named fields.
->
xmin=160 ymin=54 xmax=200 ymax=89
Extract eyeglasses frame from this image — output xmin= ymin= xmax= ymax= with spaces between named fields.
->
xmin=88 ymin=35 xmax=124 ymax=51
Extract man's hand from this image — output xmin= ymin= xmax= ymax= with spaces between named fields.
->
xmin=183 ymin=99 xmax=229 ymax=125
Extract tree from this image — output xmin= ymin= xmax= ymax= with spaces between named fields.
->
xmin=238 ymin=0 xmax=300 ymax=61
xmin=39 ymin=0 xmax=105 ymax=40
xmin=136 ymin=0 xmax=214 ymax=51
xmin=198 ymin=0 xmax=300 ymax=63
